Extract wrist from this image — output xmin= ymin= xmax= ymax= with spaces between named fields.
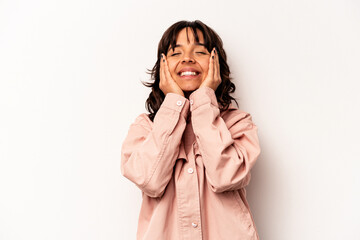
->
xmin=164 ymin=90 xmax=184 ymax=97
xmin=199 ymin=82 xmax=216 ymax=91
xmin=166 ymin=92 xmax=184 ymax=97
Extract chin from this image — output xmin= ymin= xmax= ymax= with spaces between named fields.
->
xmin=182 ymin=88 xmax=198 ymax=94
xmin=180 ymin=83 xmax=201 ymax=92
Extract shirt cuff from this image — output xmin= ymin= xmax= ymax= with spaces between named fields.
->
xmin=188 ymin=86 xmax=219 ymax=111
xmin=161 ymin=93 xmax=190 ymax=118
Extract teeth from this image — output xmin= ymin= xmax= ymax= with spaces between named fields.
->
xmin=180 ymin=71 xmax=198 ymax=76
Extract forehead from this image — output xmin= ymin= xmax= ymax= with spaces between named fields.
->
xmin=176 ymin=27 xmax=204 ymax=43
xmin=168 ymin=27 xmax=205 ymax=52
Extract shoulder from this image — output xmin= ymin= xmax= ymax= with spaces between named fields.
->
xmin=220 ymin=104 xmax=255 ymax=128
xmin=130 ymin=113 xmax=153 ymax=131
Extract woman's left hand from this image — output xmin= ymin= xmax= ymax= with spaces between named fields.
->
xmin=199 ymin=48 xmax=222 ymax=91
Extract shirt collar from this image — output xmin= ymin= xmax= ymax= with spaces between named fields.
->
xmin=177 ymin=142 xmax=188 ymax=162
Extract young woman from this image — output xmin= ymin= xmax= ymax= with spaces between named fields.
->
xmin=121 ymin=20 xmax=261 ymax=240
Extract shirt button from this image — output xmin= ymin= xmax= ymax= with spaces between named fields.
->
xmin=176 ymin=100 xmax=182 ymax=106
xmin=187 ymin=168 xmax=194 ymax=174
xmin=190 ymin=99 xmax=193 ymax=105
xmin=192 ymin=222 xmax=198 ymax=228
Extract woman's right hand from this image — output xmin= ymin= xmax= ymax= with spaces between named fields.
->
xmin=159 ymin=53 xmax=184 ymax=97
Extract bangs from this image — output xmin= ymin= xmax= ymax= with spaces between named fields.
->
xmin=166 ymin=22 xmax=212 ymax=54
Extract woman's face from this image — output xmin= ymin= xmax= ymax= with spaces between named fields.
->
xmin=166 ymin=27 xmax=210 ymax=94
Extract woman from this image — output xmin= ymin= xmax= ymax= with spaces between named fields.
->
xmin=121 ymin=20 xmax=261 ymax=240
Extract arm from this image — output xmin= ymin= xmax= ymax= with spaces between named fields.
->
xmin=189 ymin=86 xmax=261 ymax=193
xmin=121 ymin=93 xmax=189 ymax=198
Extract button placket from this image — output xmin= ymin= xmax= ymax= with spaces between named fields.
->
xmin=177 ymin=138 xmax=202 ymax=238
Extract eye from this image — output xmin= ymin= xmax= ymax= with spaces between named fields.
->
xmin=171 ymin=53 xmax=180 ymax=56
xmin=196 ymin=52 xmax=207 ymax=55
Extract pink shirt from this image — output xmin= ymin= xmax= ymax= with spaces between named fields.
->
xmin=121 ymin=86 xmax=261 ymax=240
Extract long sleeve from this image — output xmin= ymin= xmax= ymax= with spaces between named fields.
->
xmin=189 ymin=86 xmax=261 ymax=193
xmin=121 ymin=93 xmax=190 ymax=198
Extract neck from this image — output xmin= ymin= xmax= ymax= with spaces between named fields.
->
xmin=184 ymin=90 xmax=194 ymax=99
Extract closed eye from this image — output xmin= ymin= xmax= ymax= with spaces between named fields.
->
xmin=171 ymin=53 xmax=180 ymax=56
xmin=196 ymin=52 xmax=207 ymax=55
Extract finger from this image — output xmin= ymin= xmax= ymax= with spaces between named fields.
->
xmin=163 ymin=54 xmax=173 ymax=81
xmin=214 ymin=48 xmax=219 ymax=80
xmin=160 ymin=54 xmax=167 ymax=85
xmin=208 ymin=48 xmax=215 ymax=77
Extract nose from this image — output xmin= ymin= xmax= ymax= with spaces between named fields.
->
xmin=181 ymin=53 xmax=195 ymax=63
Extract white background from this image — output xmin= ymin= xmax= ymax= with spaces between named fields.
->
xmin=1 ymin=0 xmax=359 ymax=239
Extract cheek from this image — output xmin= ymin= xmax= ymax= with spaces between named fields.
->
xmin=200 ymin=58 xmax=209 ymax=71
xmin=167 ymin=61 xmax=177 ymax=75
xmin=201 ymin=62 xmax=210 ymax=77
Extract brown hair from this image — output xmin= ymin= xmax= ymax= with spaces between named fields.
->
xmin=142 ymin=20 xmax=239 ymax=121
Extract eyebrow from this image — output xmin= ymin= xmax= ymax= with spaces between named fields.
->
xmin=168 ymin=43 xmax=206 ymax=51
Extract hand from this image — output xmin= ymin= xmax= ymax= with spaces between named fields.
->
xmin=199 ymin=48 xmax=222 ymax=91
xmin=159 ymin=53 xmax=184 ymax=97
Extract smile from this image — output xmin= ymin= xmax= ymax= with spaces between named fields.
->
xmin=179 ymin=71 xmax=199 ymax=76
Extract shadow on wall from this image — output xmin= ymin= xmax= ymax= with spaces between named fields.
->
xmin=246 ymin=138 xmax=287 ymax=238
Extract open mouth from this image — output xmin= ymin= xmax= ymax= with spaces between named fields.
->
xmin=178 ymin=71 xmax=200 ymax=77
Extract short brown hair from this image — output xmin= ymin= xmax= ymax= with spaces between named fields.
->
xmin=142 ymin=20 xmax=239 ymax=121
